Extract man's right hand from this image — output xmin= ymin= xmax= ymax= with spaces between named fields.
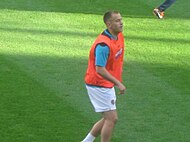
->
xmin=117 ymin=82 xmax=126 ymax=95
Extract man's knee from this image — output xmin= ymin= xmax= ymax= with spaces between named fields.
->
xmin=112 ymin=116 xmax=118 ymax=124
xmin=105 ymin=116 xmax=118 ymax=126
xmin=103 ymin=110 xmax=118 ymax=124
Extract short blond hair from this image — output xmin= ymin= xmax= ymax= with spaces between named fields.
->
xmin=103 ymin=11 xmax=120 ymax=24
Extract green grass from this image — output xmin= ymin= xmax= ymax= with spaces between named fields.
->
xmin=0 ymin=0 xmax=190 ymax=142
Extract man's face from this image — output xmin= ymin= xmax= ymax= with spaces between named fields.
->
xmin=108 ymin=13 xmax=123 ymax=33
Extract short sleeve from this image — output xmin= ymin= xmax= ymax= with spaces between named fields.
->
xmin=95 ymin=44 xmax=110 ymax=67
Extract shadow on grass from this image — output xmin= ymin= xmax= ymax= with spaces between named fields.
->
xmin=0 ymin=52 xmax=190 ymax=141
xmin=0 ymin=26 xmax=189 ymax=45
xmin=0 ymin=0 xmax=151 ymax=17
xmin=0 ymin=0 xmax=189 ymax=19
xmin=0 ymin=27 xmax=97 ymax=38
xmin=1 ymin=52 xmax=189 ymax=105
xmin=0 ymin=53 xmax=93 ymax=141
xmin=126 ymin=35 xmax=190 ymax=45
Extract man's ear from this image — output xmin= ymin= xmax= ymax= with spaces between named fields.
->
xmin=106 ymin=21 xmax=111 ymax=28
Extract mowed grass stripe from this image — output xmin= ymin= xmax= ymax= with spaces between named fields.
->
xmin=0 ymin=54 xmax=90 ymax=141
xmin=115 ymin=59 xmax=190 ymax=142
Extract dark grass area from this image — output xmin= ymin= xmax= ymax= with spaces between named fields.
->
xmin=0 ymin=0 xmax=189 ymax=19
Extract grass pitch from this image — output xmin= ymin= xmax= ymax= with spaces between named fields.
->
xmin=0 ymin=0 xmax=190 ymax=141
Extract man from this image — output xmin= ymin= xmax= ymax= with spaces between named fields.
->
xmin=153 ymin=0 xmax=176 ymax=19
xmin=82 ymin=11 xmax=126 ymax=142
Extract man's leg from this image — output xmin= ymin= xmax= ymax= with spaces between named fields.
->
xmin=82 ymin=118 xmax=105 ymax=142
xmin=158 ymin=0 xmax=176 ymax=11
xmin=90 ymin=118 xmax=105 ymax=137
xmin=101 ymin=110 xmax=118 ymax=142
xmin=153 ymin=0 xmax=176 ymax=19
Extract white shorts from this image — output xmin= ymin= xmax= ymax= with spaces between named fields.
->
xmin=86 ymin=85 xmax=116 ymax=112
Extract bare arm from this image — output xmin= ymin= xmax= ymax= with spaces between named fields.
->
xmin=96 ymin=66 xmax=126 ymax=94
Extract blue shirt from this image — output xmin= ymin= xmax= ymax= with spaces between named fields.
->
xmin=95 ymin=29 xmax=115 ymax=67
